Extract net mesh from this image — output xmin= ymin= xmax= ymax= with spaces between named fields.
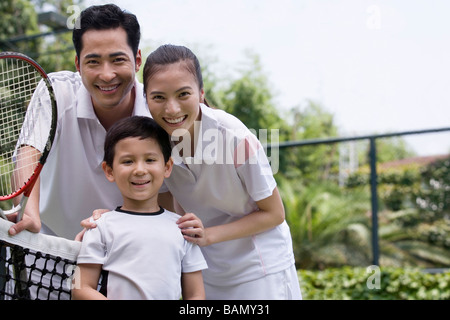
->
xmin=0 ymin=218 xmax=81 ymax=300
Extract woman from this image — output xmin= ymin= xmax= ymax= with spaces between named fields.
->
xmin=142 ymin=44 xmax=302 ymax=300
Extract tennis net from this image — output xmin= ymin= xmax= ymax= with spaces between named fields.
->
xmin=0 ymin=217 xmax=81 ymax=300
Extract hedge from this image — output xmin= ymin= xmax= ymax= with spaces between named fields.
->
xmin=298 ymin=267 xmax=450 ymax=300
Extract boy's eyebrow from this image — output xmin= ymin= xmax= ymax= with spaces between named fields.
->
xmin=117 ymin=150 xmax=161 ymax=157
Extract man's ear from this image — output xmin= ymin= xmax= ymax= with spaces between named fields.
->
xmin=135 ymin=49 xmax=142 ymax=72
xmin=102 ymin=161 xmax=115 ymax=182
xmin=75 ymin=55 xmax=81 ymax=73
xmin=164 ymin=157 xmax=174 ymax=178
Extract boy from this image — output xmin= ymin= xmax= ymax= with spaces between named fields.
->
xmin=72 ymin=116 xmax=207 ymax=300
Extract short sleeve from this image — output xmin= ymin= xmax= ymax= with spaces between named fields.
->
xmin=16 ymin=80 xmax=53 ymax=153
xmin=181 ymin=242 xmax=208 ymax=274
xmin=234 ymin=134 xmax=277 ymax=201
xmin=76 ymin=218 xmax=107 ymax=265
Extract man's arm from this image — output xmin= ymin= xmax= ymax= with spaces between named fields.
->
xmin=8 ymin=149 xmax=42 ymax=235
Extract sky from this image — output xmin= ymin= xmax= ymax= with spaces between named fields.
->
xmin=85 ymin=0 xmax=450 ymax=156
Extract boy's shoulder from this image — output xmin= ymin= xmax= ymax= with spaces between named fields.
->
xmin=161 ymin=208 xmax=182 ymax=222
xmin=91 ymin=209 xmax=116 ymax=225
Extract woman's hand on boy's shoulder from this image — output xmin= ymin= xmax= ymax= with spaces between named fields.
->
xmin=177 ymin=213 xmax=208 ymax=247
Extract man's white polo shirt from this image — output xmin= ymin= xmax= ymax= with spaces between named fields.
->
xmin=39 ymin=71 xmax=151 ymax=239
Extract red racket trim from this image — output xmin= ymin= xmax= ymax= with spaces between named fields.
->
xmin=0 ymin=164 xmax=43 ymax=201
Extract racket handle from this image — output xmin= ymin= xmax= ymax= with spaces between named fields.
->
xmin=16 ymin=195 xmax=29 ymax=222
xmin=0 ymin=209 xmax=7 ymax=220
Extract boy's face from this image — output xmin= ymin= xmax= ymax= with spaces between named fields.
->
xmin=75 ymin=27 xmax=142 ymax=114
xmin=102 ymin=137 xmax=172 ymax=212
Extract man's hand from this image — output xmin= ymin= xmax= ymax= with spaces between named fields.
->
xmin=8 ymin=211 xmax=41 ymax=235
xmin=76 ymin=209 xmax=109 ymax=241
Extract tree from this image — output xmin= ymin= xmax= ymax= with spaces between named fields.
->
xmin=220 ymin=52 xmax=289 ymax=138
xmin=31 ymin=0 xmax=82 ymax=72
xmin=285 ymin=100 xmax=340 ymax=184
xmin=0 ymin=0 xmax=41 ymax=54
xmin=0 ymin=0 xmax=82 ymax=72
xmin=284 ymin=181 xmax=372 ymax=269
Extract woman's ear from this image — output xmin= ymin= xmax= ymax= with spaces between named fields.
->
xmin=102 ymin=161 xmax=115 ymax=182
xmin=200 ymin=88 xmax=205 ymax=103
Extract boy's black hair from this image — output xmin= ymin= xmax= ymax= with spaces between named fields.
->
xmin=103 ymin=116 xmax=172 ymax=167
xmin=72 ymin=4 xmax=141 ymax=60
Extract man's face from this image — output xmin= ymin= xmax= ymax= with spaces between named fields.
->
xmin=75 ymin=27 xmax=141 ymax=112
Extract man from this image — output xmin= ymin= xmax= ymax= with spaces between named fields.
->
xmin=8 ymin=4 xmax=149 ymax=240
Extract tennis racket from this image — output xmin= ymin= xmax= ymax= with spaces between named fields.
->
xmin=0 ymin=52 xmax=57 ymax=223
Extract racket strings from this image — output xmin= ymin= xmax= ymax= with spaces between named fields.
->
xmin=0 ymin=57 xmax=48 ymax=197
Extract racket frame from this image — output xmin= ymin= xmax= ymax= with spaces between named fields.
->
xmin=0 ymin=52 xmax=57 ymax=222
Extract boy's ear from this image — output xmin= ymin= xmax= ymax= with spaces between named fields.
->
xmin=102 ymin=161 xmax=115 ymax=182
xmin=164 ymin=157 xmax=174 ymax=178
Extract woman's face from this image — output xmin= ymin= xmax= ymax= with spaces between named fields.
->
xmin=145 ymin=61 xmax=204 ymax=139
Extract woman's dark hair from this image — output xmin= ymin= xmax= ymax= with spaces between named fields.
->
xmin=103 ymin=116 xmax=172 ymax=167
xmin=143 ymin=44 xmax=210 ymax=106
xmin=72 ymin=4 xmax=140 ymax=60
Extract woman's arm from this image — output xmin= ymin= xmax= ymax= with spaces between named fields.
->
xmin=177 ymin=187 xmax=285 ymax=247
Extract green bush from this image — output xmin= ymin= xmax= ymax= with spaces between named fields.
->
xmin=298 ymin=267 xmax=450 ymax=300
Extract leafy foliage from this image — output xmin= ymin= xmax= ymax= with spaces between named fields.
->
xmin=299 ymin=267 xmax=450 ymax=300
xmin=0 ymin=0 xmax=80 ymax=72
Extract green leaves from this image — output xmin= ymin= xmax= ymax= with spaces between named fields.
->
xmin=299 ymin=267 xmax=450 ymax=300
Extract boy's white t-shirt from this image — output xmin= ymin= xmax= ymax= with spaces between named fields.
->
xmin=77 ymin=207 xmax=207 ymax=300
xmin=160 ymin=103 xmax=296 ymax=287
